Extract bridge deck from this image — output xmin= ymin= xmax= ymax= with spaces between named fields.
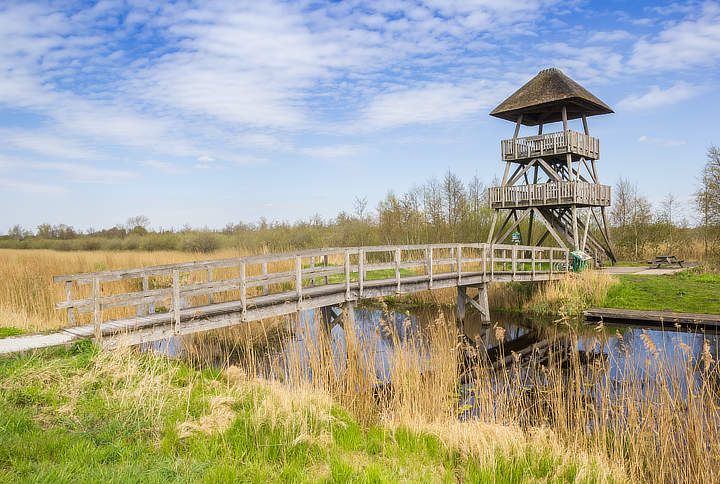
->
xmin=0 ymin=243 xmax=569 ymax=354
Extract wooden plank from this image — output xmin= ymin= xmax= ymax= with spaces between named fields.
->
xmin=584 ymin=308 xmax=720 ymax=328
xmin=207 ymin=268 xmax=214 ymax=304
xmin=395 ymin=248 xmax=401 ymax=293
xmin=295 ymin=256 xmax=302 ymax=301
xmin=92 ymin=277 xmax=101 ymax=342
xmin=172 ymin=269 xmax=180 ymax=331
xmin=65 ymin=281 xmax=74 ymax=326
xmin=240 ymin=261 xmax=247 ymax=315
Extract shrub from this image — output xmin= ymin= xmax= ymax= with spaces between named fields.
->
xmin=182 ymin=232 xmax=220 ymax=253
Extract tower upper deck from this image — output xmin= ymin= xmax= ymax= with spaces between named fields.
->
xmin=501 ymin=129 xmax=599 ymax=162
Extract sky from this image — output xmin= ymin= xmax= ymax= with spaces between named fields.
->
xmin=1 ymin=0 xmax=719 ymax=233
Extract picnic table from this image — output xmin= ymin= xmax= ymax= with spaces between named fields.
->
xmin=648 ymin=255 xmax=684 ymax=268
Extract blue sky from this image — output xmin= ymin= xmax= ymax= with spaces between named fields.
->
xmin=1 ymin=0 xmax=719 ymax=233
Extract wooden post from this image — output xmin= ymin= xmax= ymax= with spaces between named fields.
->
xmin=427 ymin=247 xmax=433 ymax=289
xmin=142 ymin=275 xmax=151 ymax=314
xmin=344 ymin=250 xmax=351 ymax=299
xmin=207 ymin=268 xmax=214 ymax=304
xmin=582 ymin=114 xmax=589 ymax=135
xmin=565 ymin=249 xmax=570 ymax=273
xmin=358 ymin=249 xmax=364 ymax=297
xmin=295 ymin=256 xmax=302 ymax=301
xmin=323 ymin=255 xmax=329 ymax=285
xmin=456 ymin=244 xmax=462 ymax=284
xmin=172 ymin=270 xmax=180 ymax=331
xmin=394 ymin=248 xmax=401 ymax=293
xmin=572 ymin=205 xmax=579 ymax=250
xmin=65 ymin=281 xmax=75 ymax=325
xmin=240 ymin=261 xmax=247 ymax=316
xmin=456 ymin=286 xmax=466 ymax=322
xmin=261 ymin=262 xmax=268 ymax=295
xmin=309 ymin=256 xmax=315 ymax=286
xmin=513 ymin=114 xmax=523 ymax=139
xmin=92 ymin=277 xmax=101 ymax=342
xmin=477 ymin=283 xmax=490 ymax=322
xmin=531 ymin=248 xmax=536 ymax=280
xmin=550 ymin=249 xmax=554 ymax=277
xmin=512 ymin=246 xmax=517 ymax=279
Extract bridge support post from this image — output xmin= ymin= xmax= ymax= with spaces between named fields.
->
xmin=457 ymin=284 xmax=490 ymax=323
xmin=320 ymin=306 xmax=337 ymax=333
xmin=477 ymin=283 xmax=490 ymax=323
xmin=456 ymin=286 xmax=466 ymax=323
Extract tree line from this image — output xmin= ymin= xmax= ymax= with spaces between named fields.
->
xmin=4 ymin=146 xmax=720 ymax=260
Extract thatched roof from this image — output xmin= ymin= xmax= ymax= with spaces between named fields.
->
xmin=490 ymin=68 xmax=613 ymax=126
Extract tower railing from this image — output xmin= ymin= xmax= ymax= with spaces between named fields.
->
xmin=501 ymin=130 xmax=600 ymax=161
xmin=488 ymin=181 xmax=611 ymax=208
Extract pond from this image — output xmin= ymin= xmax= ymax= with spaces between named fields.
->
xmin=143 ymin=304 xmax=720 ymax=413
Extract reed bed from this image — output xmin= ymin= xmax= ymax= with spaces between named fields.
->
xmin=0 ymin=248 xmax=262 ymax=332
xmin=187 ymin=306 xmax=720 ymax=483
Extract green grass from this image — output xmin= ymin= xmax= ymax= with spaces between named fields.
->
xmin=0 ymin=327 xmax=24 ymax=338
xmin=601 ymin=270 xmax=720 ymax=314
xmin=0 ymin=343 xmax=608 ymax=483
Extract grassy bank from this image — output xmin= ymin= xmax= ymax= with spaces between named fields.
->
xmin=0 ymin=343 xmax=613 ymax=483
xmin=600 ymin=269 xmax=720 ymax=314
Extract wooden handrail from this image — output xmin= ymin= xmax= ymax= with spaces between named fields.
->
xmin=55 ymin=243 xmax=570 ymax=328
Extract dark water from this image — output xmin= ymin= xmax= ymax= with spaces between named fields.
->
xmin=142 ymin=305 xmax=720 ymax=401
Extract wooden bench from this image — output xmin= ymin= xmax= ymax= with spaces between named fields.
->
xmin=648 ymin=255 xmax=684 ymax=268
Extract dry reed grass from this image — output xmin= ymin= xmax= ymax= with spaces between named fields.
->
xmin=0 ymin=248 xmax=258 ymax=332
xmin=522 ymin=270 xmax=619 ymax=316
xmin=197 ymin=305 xmax=719 ymax=483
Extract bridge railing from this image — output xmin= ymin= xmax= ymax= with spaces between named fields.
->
xmin=54 ymin=243 xmax=569 ymax=338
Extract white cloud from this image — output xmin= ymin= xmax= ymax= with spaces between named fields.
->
xmin=304 ymin=144 xmax=363 ymax=158
xmin=617 ymin=82 xmax=699 ymax=110
xmin=196 ymin=155 xmax=215 ymax=163
xmin=140 ymin=160 xmax=186 ymax=174
xmin=0 ymin=178 xmax=67 ymax=195
xmin=588 ymin=30 xmax=632 ymax=43
xmin=359 ymin=80 xmax=510 ymax=130
xmin=1 ymin=129 xmax=96 ymax=160
xmin=29 ymin=162 xmax=137 ymax=184
xmin=628 ymin=3 xmax=720 ymax=71
xmin=638 ymin=135 xmax=686 ymax=147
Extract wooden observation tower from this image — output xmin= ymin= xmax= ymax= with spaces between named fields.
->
xmin=487 ymin=68 xmax=616 ymax=264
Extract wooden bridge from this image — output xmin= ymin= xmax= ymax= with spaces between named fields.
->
xmin=0 ymin=243 xmax=569 ymax=354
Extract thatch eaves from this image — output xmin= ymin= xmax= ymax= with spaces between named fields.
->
xmin=490 ymin=68 xmax=613 ymax=126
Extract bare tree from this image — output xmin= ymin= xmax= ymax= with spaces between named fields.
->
xmin=696 ymin=145 xmax=720 ymax=257
xmin=353 ymin=196 xmax=368 ymax=221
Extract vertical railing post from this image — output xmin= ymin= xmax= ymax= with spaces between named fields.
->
xmin=490 ymin=245 xmax=494 ymax=279
xmin=358 ymin=249 xmax=364 ymax=297
xmin=565 ymin=249 xmax=570 ymax=273
xmin=172 ymin=270 xmax=180 ymax=331
xmin=550 ymin=249 xmax=554 ymax=277
xmin=295 ymin=256 xmax=302 ymax=302
xmin=142 ymin=275 xmax=151 ymax=315
xmin=531 ymin=248 xmax=536 ymax=280
xmin=428 ymin=247 xmax=433 ymax=289
xmin=512 ymin=246 xmax=517 ymax=279
xmin=309 ymin=256 xmax=315 ymax=286
xmin=261 ymin=262 xmax=268 ymax=295
xmin=394 ymin=248 xmax=401 ymax=293
xmin=239 ymin=261 xmax=247 ymax=317
xmin=92 ymin=277 xmax=101 ymax=342
xmin=65 ymin=281 xmax=75 ymax=326
xmin=207 ymin=268 xmax=214 ymax=304
xmin=323 ymin=254 xmax=329 ymax=286
xmin=456 ymin=244 xmax=462 ymax=284
xmin=344 ymin=250 xmax=350 ymax=300
xmin=481 ymin=245 xmax=486 ymax=280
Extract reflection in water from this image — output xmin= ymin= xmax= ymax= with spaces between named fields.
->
xmin=148 ymin=304 xmax=720 ymax=424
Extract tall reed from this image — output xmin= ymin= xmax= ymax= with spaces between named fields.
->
xmin=193 ymin=307 xmax=719 ymax=483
